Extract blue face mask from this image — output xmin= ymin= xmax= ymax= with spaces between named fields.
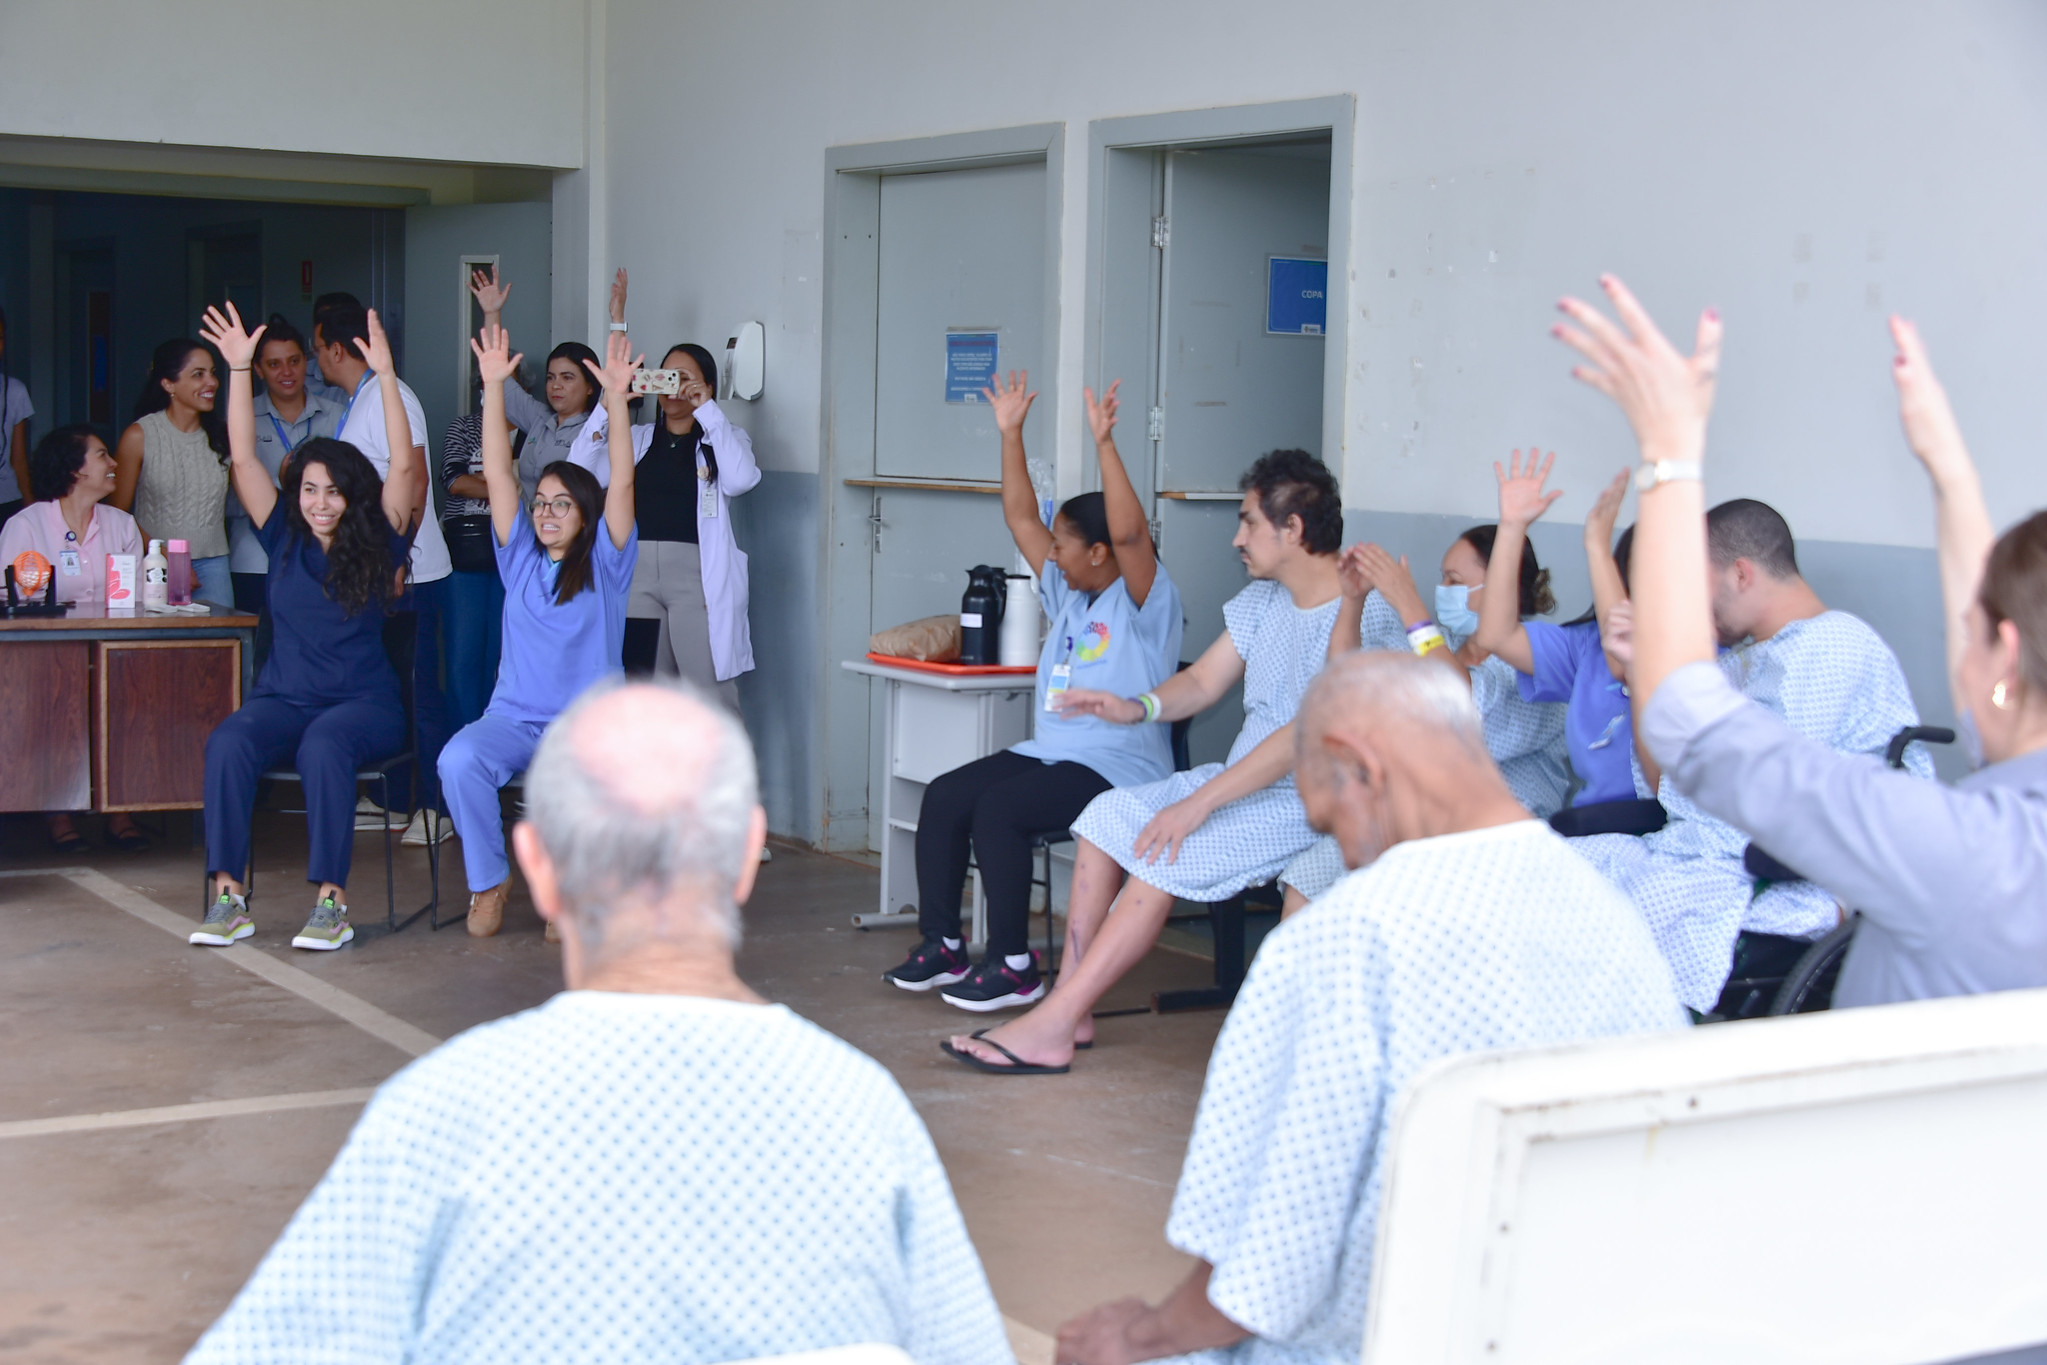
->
xmin=1435 ymin=583 xmax=1481 ymax=640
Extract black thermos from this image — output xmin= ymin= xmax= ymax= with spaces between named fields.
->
xmin=959 ymin=565 xmax=1007 ymax=665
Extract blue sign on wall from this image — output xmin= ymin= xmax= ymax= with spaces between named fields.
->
xmin=944 ymin=331 xmax=999 ymax=402
xmin=1267 ymin=257 xmax=1328 ymax=336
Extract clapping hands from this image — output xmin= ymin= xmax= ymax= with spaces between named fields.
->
xmin=1338 ymin=543 xmax=1426 ymax=624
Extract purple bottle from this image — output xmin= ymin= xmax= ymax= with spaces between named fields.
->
xmin=166 ymin=538 xmax=194 ymax=606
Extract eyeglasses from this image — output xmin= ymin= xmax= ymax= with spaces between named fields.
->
xmin=530 ymin=496 xmax=577 ymax=517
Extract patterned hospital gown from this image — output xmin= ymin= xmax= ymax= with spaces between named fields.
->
xmin=184 ymin=992 xmax=1012 ymax=1365
xmin=1281 ymin=592 xmax=1571 ymax=900
xmin=1072 ymin=579 xmax=1338 ymax=901
xmin=1571 ymin=610 xmax=1931 ymax=1012
xmin=1162 ymin=821 xmax=1686 ymax=1365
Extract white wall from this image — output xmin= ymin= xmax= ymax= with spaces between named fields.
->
xmin=602 ymin=0 xmax=2047 ymax=549
xmin=0 ymin=0 xmax=588 ymax=172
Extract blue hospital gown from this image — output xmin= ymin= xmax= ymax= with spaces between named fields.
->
xmin=1570 ymin=610 xmax=1931 ymax=1012
xmin=183 ymin=992 xmax=1013 ymax=1365
xmin=1072 ymin=579 xmax=1338 ymax=901
xmin=1162 ymin=821 xmax=1685 ymax=1365
xmin=1281 ymin=593 xmax=1570 ymax=900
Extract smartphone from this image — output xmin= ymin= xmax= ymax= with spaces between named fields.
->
xmin=631 ymin=368 xmax=682 ymax=396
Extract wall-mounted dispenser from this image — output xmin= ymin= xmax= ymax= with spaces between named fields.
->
xmin=723 ymin=320 xmax=765 ymax=401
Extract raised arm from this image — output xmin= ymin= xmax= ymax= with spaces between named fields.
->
xmin=197 ymin=302 xmax=278 ymax=529
xmin=1086 ymin=380 xmax=1159 ymax=605
xmin=469 ymin=264 xmax=550 ymax=434
xmin=1348 ymin=542 xmax=1467 ymax=682
xmin=985 ymin=370 xmax=1053 ymax=573
xmin=470 ymin=324 xmax=527 ymax=547
xmin=357 ymin=310 xmax=421 ymax=535
xmin=1474 ymin=448 xmax=1562 ymax=674
xmin=1554 ymin=275 xmax=1722 ymax=726
xmin=582 ymin=331 xmax=641 ymax=550
xmin=1583 ymin=467 xmax=1632 ymax=679
xmin=1891 ymin=317 xmax=1995 ymax=716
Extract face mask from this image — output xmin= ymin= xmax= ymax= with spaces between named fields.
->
xmin=1958 ymin=708 xmax=1987 ymax=771
xmin=1435 ymin=583 xmax=1481 ymax=641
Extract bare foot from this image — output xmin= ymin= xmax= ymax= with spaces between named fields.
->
xmin=948 ymin=1007 xmax=1079 ymax=1070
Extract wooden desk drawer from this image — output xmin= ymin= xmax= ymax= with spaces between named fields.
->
xmin=0 ymin=641 xmax=91 ymax=812
xmin=96 ymin=640 xmax=241 ymax=811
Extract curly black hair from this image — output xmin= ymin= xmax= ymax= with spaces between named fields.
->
xmin=28 ymin=424 xmax=102 ymax=501
xmin=1459 ymin=523 xmax=1556 ymax=618
xmin=1239 ymin=449 xmax=1343 ymax=554
xmin=277 ymin=437 xmax=399 ymax=616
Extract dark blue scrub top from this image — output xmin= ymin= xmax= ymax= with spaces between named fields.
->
xmin=252 ymin=509 xmax=415 ymax=708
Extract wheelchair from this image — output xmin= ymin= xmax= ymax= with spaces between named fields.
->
xmin=1709 ymin=725 xmax=1955 ymax=1021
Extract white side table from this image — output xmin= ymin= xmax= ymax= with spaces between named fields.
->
xmin=840 ymin=659 xmax=1035 ymax=947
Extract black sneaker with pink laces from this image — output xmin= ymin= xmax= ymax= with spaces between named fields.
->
xmin=883 ymin=938 xmax=971 ymax=992
xmin=939 ymin=955 xmax=1047 ymax=1012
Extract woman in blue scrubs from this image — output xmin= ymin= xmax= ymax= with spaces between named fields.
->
xmin=191 ymin=302 xmax=423 ymax=953
xmin=438 ymin=324 xmax=640 ymax=940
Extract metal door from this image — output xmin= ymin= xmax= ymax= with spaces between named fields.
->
xmin=402 ymin=201 xmax=553 ymax=456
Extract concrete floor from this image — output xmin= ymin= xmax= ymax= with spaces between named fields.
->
xmin=0 ymin=809 xmax=1231 ymax=1364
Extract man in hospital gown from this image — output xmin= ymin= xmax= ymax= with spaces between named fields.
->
xmin=185 ymin=683 xmax=1011 ymax=1365
xmin=1055 ymin=651 xmax=1685 ymax=1365
xmin=1572 ymin=500 xmax=1930 ymax=1013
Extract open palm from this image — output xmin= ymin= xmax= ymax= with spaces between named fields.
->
xmin=1496 ymin=447 xmax=1563 ymax=528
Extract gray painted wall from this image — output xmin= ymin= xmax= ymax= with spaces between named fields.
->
xmin=731 ymin=471 xmax=822 ymax=837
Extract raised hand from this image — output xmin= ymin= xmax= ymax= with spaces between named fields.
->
xmin=1084 ymin=379 xmax=1121 ymax=446
xmin=1554 ymin=275 xmax=1721 ymax=464
xmin=1336 ymin=543 xmax=1373 ymax=600
xmin=469 ymin=265 xmax=511 ymax=316
xmin=1496 ymin=447 xmax=1563 ymax=528
xmin=1051 ymin=688 xmax=1145 ymax=724
xmin=609 ymin=267 xmax=628 ymax=325
xmin=583 ymin=330 xmax=645 ymax=398
xmin=199 ymin=301 xmax=265 ymax=371
xmin=981 ymin=369 xmax=1036 ymax=435
xmin=468 ymin=323 xmax=524 ymax=387
xmin=1356 ymin=544 xmax=1426 ymax=624
xmin=356 ymin=308 xmax=397 ymax=376
xmin=1584 ymin=467 xmax=1629 ymax=548
xmin=1890 ymin=316 xmax=1969 ymax=479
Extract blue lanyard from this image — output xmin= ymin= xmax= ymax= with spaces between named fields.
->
xmin=334 ymin=373 xmax=372 ymax=436
xmin=267 ymin=411 xmax=307 ymax=453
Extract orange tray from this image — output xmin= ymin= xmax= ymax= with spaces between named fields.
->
xmin=866 ymin=653 xmax=1037 ymax=676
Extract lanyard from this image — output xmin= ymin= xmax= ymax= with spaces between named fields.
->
xmin=334 ymin=373 xmax=372 ymax=436
xmin=266 ymin=411 xmax=308 ymax=454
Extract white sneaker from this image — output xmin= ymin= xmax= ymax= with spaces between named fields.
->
xmin=401 ymin=810 xmax=453 ymax=846
xmin=355 ymin=798 xmax=399 ymax=831
xmin=759 ymin=844 xmax=773 ymax=864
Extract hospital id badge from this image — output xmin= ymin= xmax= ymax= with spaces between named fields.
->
xmin=1044 ymin=664 xmax=1071 ymax=711
xmin=59 ymin=549 xmax=82 ymax=576
xmin=698 ymin=465 xmax=717 ymax=519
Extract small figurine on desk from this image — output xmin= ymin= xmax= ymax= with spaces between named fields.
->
xmin=5 ymin=551 xmax=70 ymax=617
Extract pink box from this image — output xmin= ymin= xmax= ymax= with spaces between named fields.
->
xmin=105 ymin=553 xmax=137 ymax=606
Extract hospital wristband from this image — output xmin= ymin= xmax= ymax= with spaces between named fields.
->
xmin=1136 ymin=692 xmax=1162 ymax=723
xmin=1406 ymin=621 xmax=1449 ymax=657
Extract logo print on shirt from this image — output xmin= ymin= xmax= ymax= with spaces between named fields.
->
xmin=1076 ymin=621 xmax=1111 ymax=663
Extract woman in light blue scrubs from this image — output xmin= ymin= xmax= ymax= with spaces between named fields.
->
xmin=438 ymin=325 xmax=641 ymax=940
xmin=882 ymin=373 xmax=1183 ymax=1013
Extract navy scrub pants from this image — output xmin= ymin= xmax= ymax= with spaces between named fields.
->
xmin=205 ymin=693 xmax=406 ymax=890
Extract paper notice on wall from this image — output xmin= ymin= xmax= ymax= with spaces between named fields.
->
xmin=944 ymin=331 xmax=998 ymax=403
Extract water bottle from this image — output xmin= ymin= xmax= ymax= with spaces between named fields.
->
xmin=142 ymin=540 xmax=169 ymax=610
xmin=166 ymin=539 xmax=194 ymax=606
xmin=959 ymin=565 xmax=1006 ymax=665
xmin=999 ymin=574 xmax=1040 ymax=666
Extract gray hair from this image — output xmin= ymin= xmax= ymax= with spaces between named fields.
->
xmin=1300 ymin=650 xmax=1487 ymax=758
xmin=523 ymin=677 xmax=758 ymax=948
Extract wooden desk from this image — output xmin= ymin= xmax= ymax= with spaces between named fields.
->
xmin=0 ymin=604 xmax=257 ymax=813
xmin=840 ymin=658 xmax=1035 ymax=945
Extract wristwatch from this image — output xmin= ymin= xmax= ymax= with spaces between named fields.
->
xmin=1635 ymin=458 xmax=1703 ymax=491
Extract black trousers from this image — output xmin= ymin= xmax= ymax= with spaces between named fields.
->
xmin=914 ymin=749 xmax=1111 ymax=957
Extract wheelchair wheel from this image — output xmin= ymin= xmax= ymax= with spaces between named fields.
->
xmin=1768 ymin=917 xmax=1858 ymax=1015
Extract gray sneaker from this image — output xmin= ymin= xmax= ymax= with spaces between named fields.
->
xmin=190 ymin=893 xmax=254 ymax=947
xmin=291 ymin=896 xmax=354 ymax=951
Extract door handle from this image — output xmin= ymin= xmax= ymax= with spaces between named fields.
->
xmin=868 ymin=494 xmax=884 ymax=553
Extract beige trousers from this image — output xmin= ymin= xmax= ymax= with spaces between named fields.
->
xmin=628 ymin=539 xmax=740 ymax=711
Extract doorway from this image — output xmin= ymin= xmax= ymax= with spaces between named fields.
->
xmin=1087 ymin=100 xmax=1353 ymax=764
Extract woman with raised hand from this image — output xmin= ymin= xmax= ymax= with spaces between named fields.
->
xmin=469 ymin=264 xmax=613 ymax=504
xmin=190 ymin=302 xmax=422 ymax=953
xmin=884 ymin=373 xmax=1183 ymax=1014
xmin=437 ymin=324 xmax=640 ymax=941
xmin=1472 ymin=454 xmax=1663 ymax=835
xmin=1556 ymin=276 xmax=2047 ymax=1007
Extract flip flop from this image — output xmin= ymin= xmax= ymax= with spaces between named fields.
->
xmin=107 ymin=827 xmax=151 ymax=853
xmin=47 ymin=829 xmax=89 ymax=856
xmin=940 ymin=1028 xmax=1070 ymax=1076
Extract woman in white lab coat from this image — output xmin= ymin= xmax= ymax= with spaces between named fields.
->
xmin=567 ymin=334 xmax=760 ymax=709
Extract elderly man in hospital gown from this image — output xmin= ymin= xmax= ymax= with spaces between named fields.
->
xmin=185 ymin=682 xmax=1012 ymax=1365
xmin=1055 ymin=651 xmax=1685 ymax=1365
xmin=1572 ymin=498 xmax=1930 ymax=1014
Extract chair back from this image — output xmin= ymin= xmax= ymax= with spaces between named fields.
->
xmin=1363 ymin=988 xmax=2047 ymax=1364
xmin=1171 ymin=660 xmax=1195 ymax=772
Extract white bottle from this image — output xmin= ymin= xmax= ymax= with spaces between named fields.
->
xmin=142 ymin=539 xmax=169 ymax=610
xmin=999 ymin=573 xmax=1041 ymax=667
